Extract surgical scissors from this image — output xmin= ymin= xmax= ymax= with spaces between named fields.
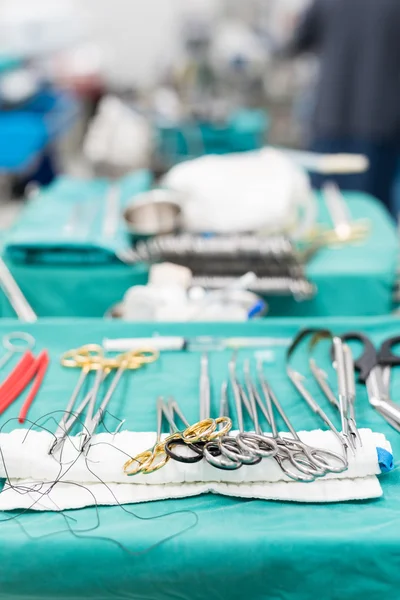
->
xmin=258 ymin=356 xmax=348 ymax=475
xmin=214 ymin=360 xmax=264 ymax=466
xmin=337 ymin=331 xmax=400 ymax=431
xmin=234 ymin=359 xmax=278 ymax=459
xmin=201 ymin=381 xmax=244 ymax=470
xmin=166 ymin=357 xmax=244 ymax=471
xmin=124 ymin=397 xmax=174 ymax=475
xmin=255 ymin=364 xmax=327 ymax=481
xmin=124 ymin=398 xmax=228 ymax=475
xmin=164 ymin=398 xmax=237 ymax=469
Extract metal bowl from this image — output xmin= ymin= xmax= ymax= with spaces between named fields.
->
xmin=123 ymin=189 xmax=182 ymax=237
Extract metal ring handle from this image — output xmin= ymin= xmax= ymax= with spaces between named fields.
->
xmin=274 ymin=450 xmax=316 ymax=483
xmin=308 ymin=447 xmax=348 ymax=473
xmin=218 ymin=437 xmax=262 ymax=465
xmin=182 ymin=419 xmax=216 ymax=443
xmin=61 ymin=344 xmax=104 ymax=368
xmin=164 ymin=438 xmax=204 ymax=464
xmin=3 ymin=331 xmax=35 ymax=352
xmin=208 ymin=416 xmax=232 ymax=440
xmin=203 ymin=441 xmax=243 ymax=470
xmin=141 ymin=442 xmax=171 ymax=474
xmin=124 ymin=449 xmax=154 ymax=476
xmin=125 ymin=348 xmax=159 ymax=364
xmin=237 ymin=432 xmax=277 ymax=459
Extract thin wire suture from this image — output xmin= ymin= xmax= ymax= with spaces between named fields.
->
xmin=0 ymin=411 xmax=199 ymax=554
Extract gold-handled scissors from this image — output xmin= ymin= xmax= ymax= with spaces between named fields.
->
xmin=124 ymin=397 xmax=231 ymax=475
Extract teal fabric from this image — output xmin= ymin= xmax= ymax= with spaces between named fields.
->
xmin=4 ymin=170 xmax=152 ymax=264
xmin=0 ymin=191 xmax=398 ymax=318
xmin=0 ymin=56 xmax=22 ymax=73
xmin=156 ymin=108 xmax=268 ymax=163
xmin=0 ymin=316 xmax=400 ymax=600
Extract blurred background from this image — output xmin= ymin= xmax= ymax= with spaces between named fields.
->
xmin=0 ymin=0 xmax=317 ymax=225
xmin=0 ymin=0 xmax=399 ymax=322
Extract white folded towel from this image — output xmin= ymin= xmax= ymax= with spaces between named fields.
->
xmin=0 ymin=428 xmax=392 ymax=511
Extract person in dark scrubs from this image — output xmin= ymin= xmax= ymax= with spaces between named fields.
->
xmin=286 ymin=0 xmax=400 ymax=215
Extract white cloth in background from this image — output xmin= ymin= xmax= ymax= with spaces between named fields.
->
xmin=0 ymin=428 xmax=391 ymax=511
xmin=163 ymin=148 xmax=316 ymax=238
xmin=83 ymin=96 xmax=153 ymax=171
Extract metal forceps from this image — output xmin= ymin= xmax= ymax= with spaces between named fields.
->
xmin=49 ymin=344 xmax=106 ymax=455
xmin=308 ymin=330 xmax=361 ymax=450
xmin=79 ymin=348 xmax=159 ymax=456
xmin=0 ymin=331 xmax=36 ymax=370
xmin=213 ymin=359 xmax=264 ymax=467
xmin=255 ymin=364 xmax=328 ymax=482
xmin=286 ymin=366 xmax=349 ymax=471
xmin=201 ymin=381 xmax=244 ymax=470
xmin=338 ymin=331 xmax=400 ymax=431
xmin=51 ymin=346 xmax=158 ymax=457
xmin=234 ymin=359 xmax=278 ymax=459
xmin=286 ymin=330 xmax=350 ymax=466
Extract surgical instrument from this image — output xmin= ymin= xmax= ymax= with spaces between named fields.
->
xmin=124 ymin=397 xmax=230 ymax=475
xmin=287 ymin=364 xmax=350 ymax=460
xmin=142 ymin=398 xmax=220 ymax=474
xmin=103 ymin=335 xmax=292 ymax=353
xmin=234 ymin=359 xmax=278 ymax=459
xmin=50 ymin=346 xmax=158 ymax=457
xmin=79 ymin=349 xmax=158 ymax=456
xmin=201 ymin=381 xmax=244 ymax=470
xmin=338 ymin=331 xmax=400 ymax=431
xmin=215 ymin=359 xmax=264 ymax=466
xmin=322 ymin=181 xmax=369 ymax=244
xmin=287 ymin=329 xmax=352 ymax=458
xmin=199 ymin=353 xmax=210 ymax=420
xmin=332 ymin=337 xmax=354 ymax=450
xmin=165 ymin=369 xmax=241 ymax=470
xmin=154 ymin=398 xmax=205 ymax=466
xmin=0 ymin=331 xmax=36 ymax=370
xmin=343 ymin=344 xmax=362 ymax=447
xmin=124 ymin=397 xmax=173 ymax=476
xmin=164 ymin=398 xmax=238 ymax=469
xmin=308 ymin=329 xmax=360 ymax=451
xmin=0 ymin=258 xmax=37 ymax=322
xmin=50 ymin=345 xmax=106 ymax=455
xmin=252 ymin=368 xmax=319 ymax=482
xmin=309 ymin=354 xmax=361 ymax=451
xmin=256 ymin=362 xmax=347 ymax=479
xmin=49 ymin=370 xmax=108 ymax=457
xmin=190 ymin=276 xmax=315 ymax=300
xmin=0 ymin=350 xmax=49 ymax=420
xmin=118 ymin=234 xmax=314 ymax=300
